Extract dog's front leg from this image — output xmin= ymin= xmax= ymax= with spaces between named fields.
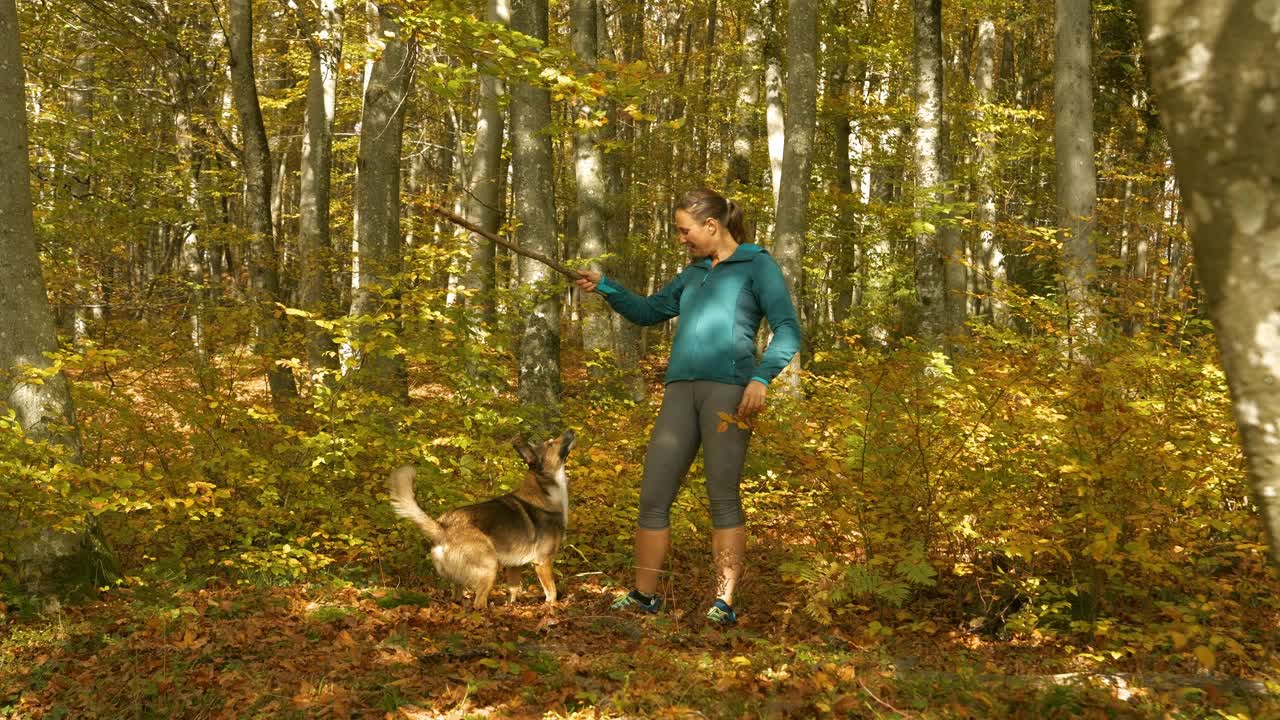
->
xmin=534 ymin=560 xmax=557 ymax=604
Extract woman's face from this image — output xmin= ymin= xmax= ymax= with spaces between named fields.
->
xmin=674 ymin=209 xmax=718 ymax=259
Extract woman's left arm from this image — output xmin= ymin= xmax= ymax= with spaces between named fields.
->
xmin=749 ymin=254 xmax=802 ymax=387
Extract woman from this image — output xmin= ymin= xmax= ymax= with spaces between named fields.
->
xmin=574 ymin=188 xmax=800 ymax=625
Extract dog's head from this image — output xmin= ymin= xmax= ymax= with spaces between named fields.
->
xmin=513 ymin=430 xmax=576 ymax=477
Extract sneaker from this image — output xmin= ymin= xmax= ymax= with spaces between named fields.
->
xmin=705 ymin=598 xmax=737 ymax=626
xmin=611 ymin=589 xmax=663 ymax=614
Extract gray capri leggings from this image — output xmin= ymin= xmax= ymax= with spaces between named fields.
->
xmin=638 ymin=380 xmax=753 ymax=530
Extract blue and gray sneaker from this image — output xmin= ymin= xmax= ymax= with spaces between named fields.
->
xmin=705 ymin=598 xmax=738 ymax=626
xmin=611 ymin=589 xmax=663 ymax=613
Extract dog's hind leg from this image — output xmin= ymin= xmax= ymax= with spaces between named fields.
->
xmin=504 ymin=567 xmax=523 ymax=604
xmin=534 ymin=560 xmax=557 ymax=604
xmin=472 ymin=570 xmax=497 ymax=609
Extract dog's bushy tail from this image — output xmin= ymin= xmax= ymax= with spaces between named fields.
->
xmin=387 ymin=465 xmax=446 ymax=543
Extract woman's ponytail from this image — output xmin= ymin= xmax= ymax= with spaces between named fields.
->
xmin=723 ymin=199 xmax=745 ymax=241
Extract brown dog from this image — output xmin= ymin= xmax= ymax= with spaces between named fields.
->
xmin=388 ymin=430 xmax=575 ymax=608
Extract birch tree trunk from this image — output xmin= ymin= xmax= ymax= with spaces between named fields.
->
xmin=1141 ymin=0 xmax=1280 ymax=566
xmin=1054 ymin=0 xmax=1099 ymax=351
xmin=167 ymin=63 xmax=212 ymax=386
xmin=726 ymin=0 xmax=763 ymax=211
xmin=911 ymin=0 xmax=945 ymax=345
xmin=227 ymin=0 xmax=299 ymax=411
xmin=67 ymin=43 xmax=97 ymax=343
xmin=459 ymin=0 xmax=509 ymax=339
xmin=571 ymin=0 xmax=611 ymax=366
xmin=1 ymin=0 xmax=117 ymax=596
xmin=973 ymin=17 xmax=1008 ymax=327
xmin=511 ymin=0 xmax=562 ymax=423
xmin=297 ymin=0 xmax=344 ymax=382
xmin=764 ymin=0 xmax=785 ymax=209
xmin=772 ymin=0 xmax=816 ymax=385
xmin=350 ymin=0 xmax=413 ymax=398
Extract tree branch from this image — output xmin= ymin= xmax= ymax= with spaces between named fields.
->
xmin=428 ymin=204 xmax=592 ymax=285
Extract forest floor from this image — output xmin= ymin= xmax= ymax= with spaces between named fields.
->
xmin=4 ymin=345 xmax=1279 ymax=718
xmin=3 ymin=542 xmax=1276 ymax=719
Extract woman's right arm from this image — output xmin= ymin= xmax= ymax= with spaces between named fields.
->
xmin=576 ymin=270 xmax=685 ymax=326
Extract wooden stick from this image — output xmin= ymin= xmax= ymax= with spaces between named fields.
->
xmin=429 ymin=204 xmax=584 ymax=281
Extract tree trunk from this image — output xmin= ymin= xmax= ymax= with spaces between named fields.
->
xmin=725 ymin=0 xmax=763 ymax=203
xmin=511 ymin=0 xmax=562 ymax=426
xmin=1141 ymin=0 xmax=1280 ymax=566
xmin=690 ymin=0 xmax=717 ymax=176
xmin=772 ymin=0 xmax=816 ymax=384
xmin=167 ymin=64 xmax=213 ymax=387
xmin=828 ymin=26 xmax=857 ymax=331
xmin=1 ymin=0 xmax=79 ymax=463
xmin=912 ymin=0 xmax=945 ymax=346
xmin=67 ymin=42 xmax=97 ymax=343
xmin=974 ymin=17 xmax=1008 ymax=328
xmin=459 ymin=0 xmax=509 ymax=340
xmin=227 ymin=0 xmax=299 ymax=411
xmin=435 ymin=108 xmax=460 ymax=295
xmin=270 ymin=140 xmax=290 ymax=244
xmin=764 ymin=0 xmax=785 ymax=209
xmin=350 ymin=0 xmax=413 ymax=399
xmin=0 ymin=0 xmax=117 ymax=596
xmin=572 ymin=0 xmax=611 ymax=367
xmin=1054 ymin=0 xmax=1098 ymax=352
xmin=607 ymin=0 xmax=646 ymax=402
xmin=298 ymin=0 xmax=344 ymax=383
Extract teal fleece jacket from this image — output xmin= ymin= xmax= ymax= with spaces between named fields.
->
xmin=596 ymin=244 xmax=801 ymax=386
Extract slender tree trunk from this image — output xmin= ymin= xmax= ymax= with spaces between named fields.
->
xmin=167 ymin=64 xmax=213 ymax=386
xmin=436 ymin=108 xmax=460 ymax=295
xmin=572 ymin=0 xmax=611 ymax=366
xmin=270 ymin=140 xmax=289 ymax=244
xmin=829 ymin=27 xmax=857 ymax=331
xmin=764 ymin=0 xmax=785 ymax=208
xmin=350 ymin=0 xmax=413 ymax=398
xmin=1163 ymin=192 xmax=1183 ymax=302
xmin=607 ymin=0 xmax=645 ymax=402
xmin=911 ymin=0 xmax=945 ymax=345
xmin=1142 ymin=0 xmax=1280 ymax=566
xmin=726 ymin=0 xmax=763 ymax=202
xmin=298 ymin=0 xmax=344 ymax=382
xmin=1055 ymin=0 xmax=1098 ymax=351
xmin=940 ymin=148 xmax=967 ymax=347
xmin=772 ymin=0 xmax=816 ymax=384
xmin=1123 ymin=119 xmax=1155 ymax=336
xmin=974 ymin=17 xmax=1008 ymax=327
xmin=1 ymin=0 xmax=117 ymax=596
xmin=694 ymin=0 xmax=717 ymax=177
xmin=67 ymin=43 xmax=97 ymax=343
xmin=511 ymin=0 xmax=562 ymax=425
xmin=227 ymin=0 xmax=299 ymax=410
xmin=459 ymin=0 xmax=509 ymax=339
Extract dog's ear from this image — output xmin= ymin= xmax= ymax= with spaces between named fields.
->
xmin=512 ymin=436 xmax=540 ymax=469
